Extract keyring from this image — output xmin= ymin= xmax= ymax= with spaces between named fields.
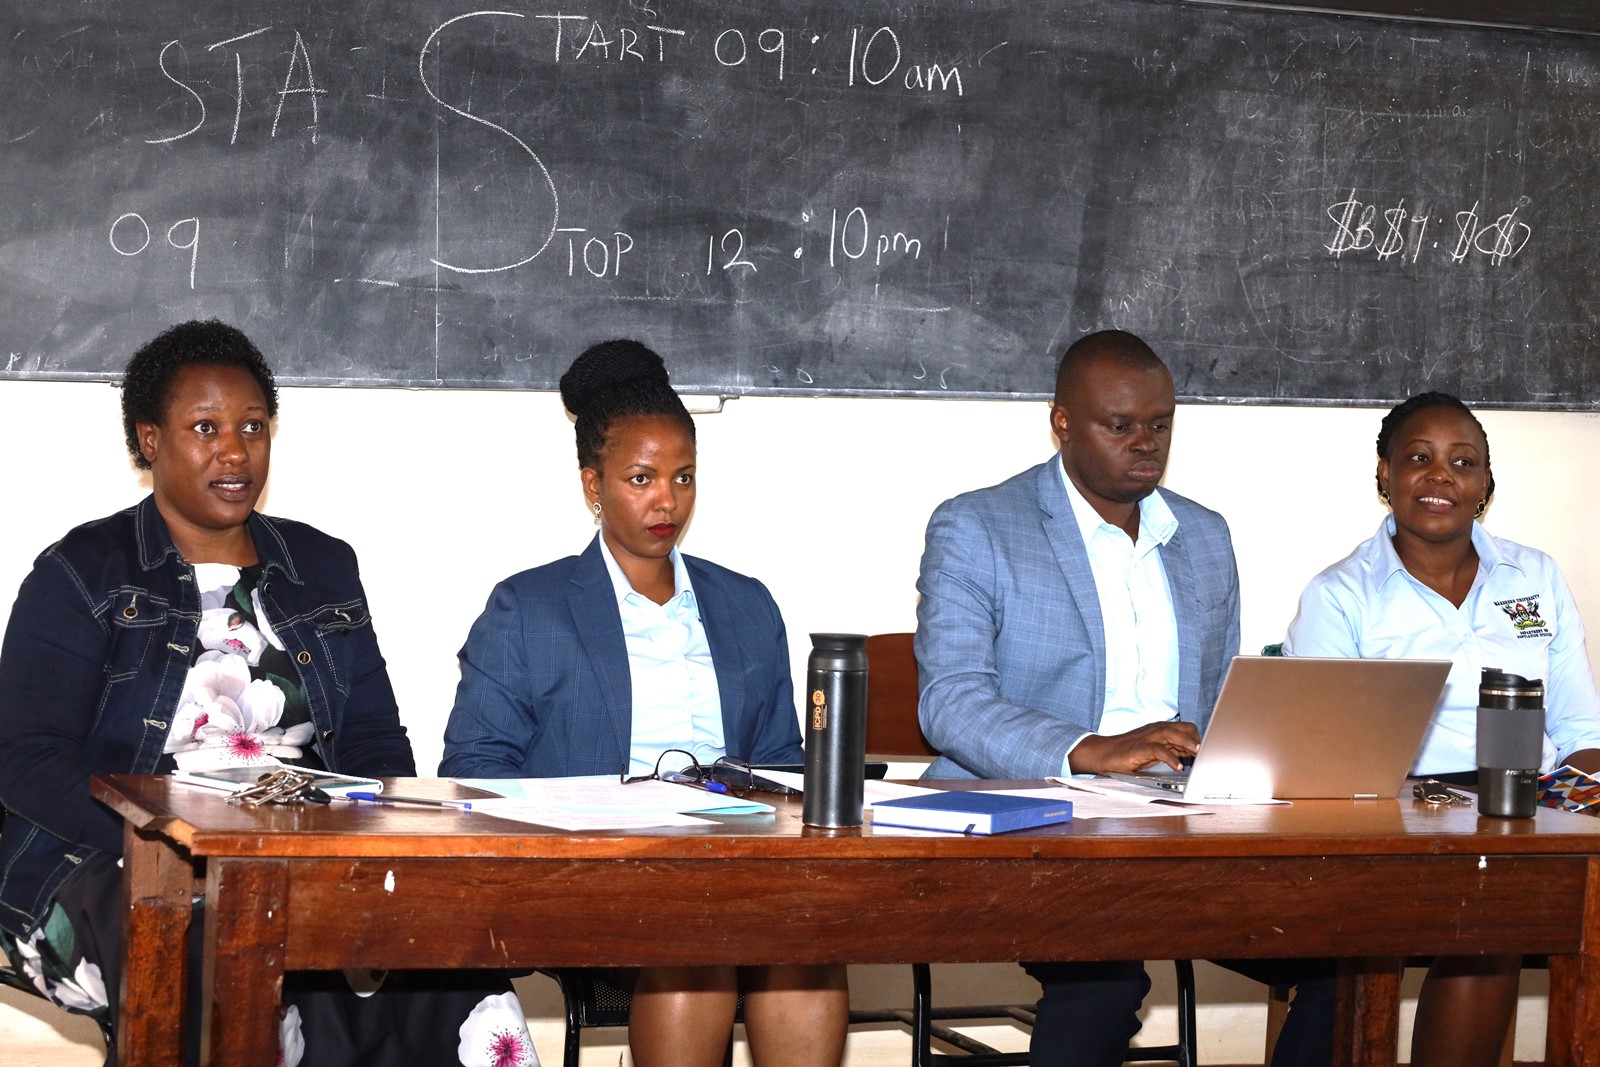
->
xmin=226 ymin=769 xmax=331 ymax=806
xmin=1412 ymin=779 xmax=1472 ymax=807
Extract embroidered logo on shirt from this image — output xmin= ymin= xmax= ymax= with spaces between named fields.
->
xmin=1496 ymin=595 xmax=1552 ymax=639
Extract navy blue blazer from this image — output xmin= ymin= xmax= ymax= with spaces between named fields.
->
xmin=440 ymin=537 xmax=803 ymax=778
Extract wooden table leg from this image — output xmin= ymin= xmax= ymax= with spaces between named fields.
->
xmin=1546 ymin=856 xmax=1600 ymax=1067
xmin=118 ymin=822 xmax=196 ymax=1067
xmin=201 ymin=858 xmax=288 ymax=1067
xmin=1333 ymin=956 xmax=1403 ymax=1067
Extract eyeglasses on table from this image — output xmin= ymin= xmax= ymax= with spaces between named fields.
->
xmin=620 ymin=748 xmax=756 ymax=796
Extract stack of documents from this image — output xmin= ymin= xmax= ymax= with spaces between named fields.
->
xmin=754 ymin=770 xmax=1208 ymax=824
xmin=453 ymin=775 xmax=773 ymax=830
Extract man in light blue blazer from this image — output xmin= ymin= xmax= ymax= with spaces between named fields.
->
xmin=915 ymin=331 xmax=1329 ymax=1067
xmin=917 ymin=330 xmax=1234 ymax=782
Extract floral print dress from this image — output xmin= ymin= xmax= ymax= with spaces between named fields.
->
xmin=0 ymin=564 xmax=539 ymax=1067
xmin=162 ymin=562 xmax=318 ymax=771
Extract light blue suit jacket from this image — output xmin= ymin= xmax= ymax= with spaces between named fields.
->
xmin=440 ymin=538 xmax=803 ymax=778
xmin=915 ymin=459 xmax=1240 ymax=780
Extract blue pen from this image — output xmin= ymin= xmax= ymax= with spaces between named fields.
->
xmin=658 ymin=772 xmax=730 ymax=794
xmin=344 ymin=791 xmax=473 ymax=810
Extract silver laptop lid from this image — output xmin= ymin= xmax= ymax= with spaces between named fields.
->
xmin=1181 ymin=656 xmax=1451 ymax=801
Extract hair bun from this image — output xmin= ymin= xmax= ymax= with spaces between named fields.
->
xmin=560 ymin=339 xmax=671 ymax=416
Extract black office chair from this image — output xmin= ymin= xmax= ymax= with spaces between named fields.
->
xmin=541 ymin=961 xmax=1195 ymax=1067
xmin=844 ymin=958 xmax=1196 ymax=1067
xmin=861 ymin=633 xmax=1199 ymax=1067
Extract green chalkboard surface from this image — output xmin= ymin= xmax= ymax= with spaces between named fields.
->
xmin=3 ymin=1 xmax=1599 ymax=405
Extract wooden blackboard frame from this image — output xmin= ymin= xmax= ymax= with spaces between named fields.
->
xmin=1206 ymin=1 xmax=1600 ymax=36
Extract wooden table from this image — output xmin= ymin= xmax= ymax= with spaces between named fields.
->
xmin=91 ymin=776 xmax=1600 ymax=1067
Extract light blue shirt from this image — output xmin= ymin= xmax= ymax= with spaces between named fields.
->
xmin=1057 ymin=462 xmax=1181 ymax=773
xmin=597 ymin=538 xmax=725 ymax=778
xmin=1283 ymin=516 xmax=1600 ymax=776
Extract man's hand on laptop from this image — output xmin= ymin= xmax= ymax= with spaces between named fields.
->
xmin=1069 ymin=721 xmax=1201 ymax=776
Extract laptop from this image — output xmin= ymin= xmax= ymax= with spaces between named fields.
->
xmin=1108 ymin=656 xmax=1451 ymax=801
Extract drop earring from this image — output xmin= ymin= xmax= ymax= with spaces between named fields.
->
xmin=1379 ymin=489 xmax=1391 ymax=506
xmin=591 ymin=501 xmax=602 ymax=527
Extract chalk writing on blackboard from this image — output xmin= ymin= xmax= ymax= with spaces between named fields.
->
xmin=6 ymin=0 xmax=1600 ymax=407
xmin=1325 ymin=193 xmax=1533 ymax=265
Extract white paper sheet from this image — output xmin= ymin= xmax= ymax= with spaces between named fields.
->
xmin=1052 ymin=776 xmax=1275 ymax=810
xmin=453 ymin=775 xmax=774 ymax=815
xmin=756 ymin=770 xmax=1211 ymax=821
xmin=749 ymin=768 xmax=942 ymax=808
xmin=466 ymin=799 xmax=718 ymax=831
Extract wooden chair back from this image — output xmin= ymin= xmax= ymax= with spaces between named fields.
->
xmin=863 ymin=632 xmax=939 ymax=758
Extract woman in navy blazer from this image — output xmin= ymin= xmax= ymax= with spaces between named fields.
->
xmin=442 ymin=340 xmax=847 ymax=1067
xmin=440 ymin=540 xmax=803 ymax=778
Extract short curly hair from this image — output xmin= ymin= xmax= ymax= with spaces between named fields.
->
xmin=558 ymin=339 xmax=694 ymax=470
xmin=1375 ymin=390 xmax=1495 ymax=505
xmin=120 ymin=320 xmax=279 ymax=470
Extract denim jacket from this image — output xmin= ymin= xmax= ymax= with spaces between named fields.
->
xmin=0 ymin=496 xmax=415 ymax=937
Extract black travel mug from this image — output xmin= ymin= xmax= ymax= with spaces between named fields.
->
xmin=1476 ymin=668 xmax=1544 ymax=818
xmin=802 ymin=633 xmax=868 ymax=828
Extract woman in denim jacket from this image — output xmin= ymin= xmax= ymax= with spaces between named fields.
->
xmin=0 ymin=320 xmax=533 ymax=1066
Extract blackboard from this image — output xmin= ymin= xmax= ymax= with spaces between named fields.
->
xmin=4 ymin=0 xmax=1600 ymax=406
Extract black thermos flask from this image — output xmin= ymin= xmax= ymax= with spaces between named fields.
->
xmin=802 ymin=633 xmax=868 ymax=828
xmin=1476 ymin=668 xmax=1544 ymax=819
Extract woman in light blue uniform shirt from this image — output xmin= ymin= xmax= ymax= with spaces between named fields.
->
xmin=1284 ymin=391 xmax=1600 ymax=1067
xmin=442 ymin=340 xmax=848 ymax=1067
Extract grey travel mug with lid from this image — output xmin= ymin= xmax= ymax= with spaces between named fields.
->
xmin=802 ymin=633 xmax=868 ymax=828
xmin=1476 ymin=668 xmax=1544 ymax=818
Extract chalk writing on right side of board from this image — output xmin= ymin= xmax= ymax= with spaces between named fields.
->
xmin=1326 ymin=191 xmax=1533 ymax=266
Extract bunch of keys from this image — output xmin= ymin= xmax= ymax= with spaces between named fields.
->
xmin=226 ymin=768 xmax=333 ymax=806
xmin=1412 ymin=778 xmax=1472 ymax=807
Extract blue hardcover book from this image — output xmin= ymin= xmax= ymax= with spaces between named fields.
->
xmin=871 ymin=791 xmax=1072 ymax=834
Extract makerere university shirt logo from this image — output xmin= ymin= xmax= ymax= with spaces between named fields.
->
xmin=1497 ymin=594 xmax=1552 ymax=639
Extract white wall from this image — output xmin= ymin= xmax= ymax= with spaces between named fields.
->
xmin=1 ymin=378 xmax=1592 ymax=1063
xmin=4 ymin=380 xmax=1597 ymax=775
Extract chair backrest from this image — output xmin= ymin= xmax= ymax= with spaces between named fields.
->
xmin=863 ymin=632 xmax=939 ymax=758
